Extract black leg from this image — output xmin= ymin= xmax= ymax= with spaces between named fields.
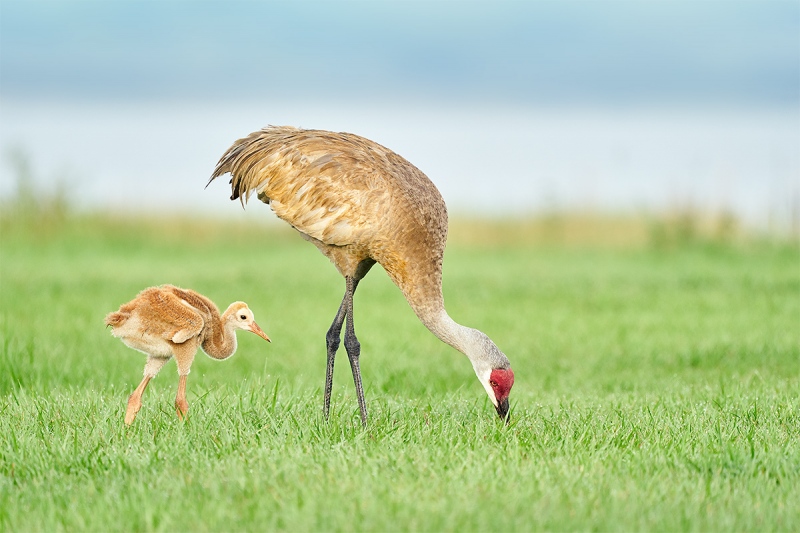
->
xmin=342 ymin=276 xmax=368 ymax=427
xmin=324 ymin=277 xmax=363 ymax=420
xmin=324 ymin=293 xmax=348 ymax=419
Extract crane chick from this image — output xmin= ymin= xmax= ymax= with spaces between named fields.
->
xmin=105 ymin=285 xmax=271 ymax=425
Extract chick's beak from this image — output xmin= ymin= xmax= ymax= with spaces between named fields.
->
xmin=495 ymin=397 xmax=510 ymax=423
xmin=248 ymin=322 xmax=271 ymax=342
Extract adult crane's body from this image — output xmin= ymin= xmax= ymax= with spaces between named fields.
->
xmin=209 ymin=126 xmax=514 ymax=424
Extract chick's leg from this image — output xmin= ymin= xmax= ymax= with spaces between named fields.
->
xmin=175 ymin=375 xmax=189 ymax=419
xmin=126 ymin=356 xmax=169 ymax=425
xmin=173 ymin=346 xmax=195 ymax=421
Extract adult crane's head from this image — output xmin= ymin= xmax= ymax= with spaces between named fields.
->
xmin=488 ymin=367 xmax=515 ymax=420
xmin=469 ymin=331 xmax=515 ymax=422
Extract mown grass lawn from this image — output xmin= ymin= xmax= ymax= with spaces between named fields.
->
xmin=1 ymin=213 xmax=798 ymax=531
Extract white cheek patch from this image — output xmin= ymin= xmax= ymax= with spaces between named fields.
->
xmin=477 ymin=366 xmax=498 ymax=407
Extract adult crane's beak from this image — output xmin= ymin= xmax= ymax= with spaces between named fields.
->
xmin=248 ymin=322 xmax=271 ymax=342
xmin=495 ymin=398 xmax=510 ymax=423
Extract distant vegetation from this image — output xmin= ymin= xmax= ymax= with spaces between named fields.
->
xmin=3 ymin=148 xmax=797 ymax=250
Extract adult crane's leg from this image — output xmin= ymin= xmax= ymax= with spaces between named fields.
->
xmin=343 ymin=275 xmax=368 ymax=427
xmin=324 ymin=294 xmax=347 ymax=418
xmin=324 ymin=277 xmax=361 ymax=418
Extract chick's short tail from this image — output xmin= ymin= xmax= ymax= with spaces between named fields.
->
xmin=104 ymin=311 xmax=129 ymax=328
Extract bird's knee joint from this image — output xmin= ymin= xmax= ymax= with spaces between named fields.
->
xmin=344 ymin=336 xmax=360 ymax=356
xmin=326 ymin=330 xmax=341 ymax=352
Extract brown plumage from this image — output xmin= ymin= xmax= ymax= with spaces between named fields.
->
xmin=208 ymin=126 xmax=514 ymax=425
xmin=105 ymin=285 xmax=271 ymax=424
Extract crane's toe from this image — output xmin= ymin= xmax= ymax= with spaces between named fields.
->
xmin=125 ymin=394 xmax=142 ymax=425
xmin=175 ymin=398 xmax=189 ymax=420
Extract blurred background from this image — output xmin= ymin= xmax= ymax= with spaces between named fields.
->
xmin=1 ymin=0 xmax=798 ymax=233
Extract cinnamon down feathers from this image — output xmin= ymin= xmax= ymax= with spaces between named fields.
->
xmin=105 ymin=285 xmax=270 ymax=424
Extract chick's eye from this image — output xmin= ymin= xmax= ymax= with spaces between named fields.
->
xmin=239 ymin=314 xmax=247 ymax=320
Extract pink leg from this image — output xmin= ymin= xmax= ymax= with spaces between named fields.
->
xmin=172 ymin=342 xmax=196 ymax=421
xmin=125 ymin=356 xmax=169 ymax=425
xmin=175 ymin=374 xmax=190 ymax=420
xmin=125 ymin=375 xmax=152 ymax=425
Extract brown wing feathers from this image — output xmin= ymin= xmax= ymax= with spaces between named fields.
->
xmin=105 ymin=286 xmax=208 ymax=344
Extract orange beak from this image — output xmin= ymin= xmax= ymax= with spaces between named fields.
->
xmin=248 ymin=322 xmax=271 ymax=342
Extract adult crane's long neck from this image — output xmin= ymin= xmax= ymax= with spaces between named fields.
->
xmin=420 ymin=307 xmax=476 ymax=356
xmin=401 ymin=276 xmax=474 ymax=357
xmin=403 ymin=281 xmax=506 ymax=384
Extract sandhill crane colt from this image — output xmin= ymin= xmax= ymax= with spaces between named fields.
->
xmin=208 ymin=126 xmax=514 ymax=425
xmin=105 ymin=285 xmax=271 ymax=424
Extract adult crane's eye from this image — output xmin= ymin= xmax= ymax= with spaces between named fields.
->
xmin=489 ymin=381 xmax=498 ymax=387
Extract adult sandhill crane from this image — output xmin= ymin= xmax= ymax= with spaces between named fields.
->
xmin=105 ymin=285 xmax=271 ymax=424
xmin=208 ymin=126 xmax=514 ymax=425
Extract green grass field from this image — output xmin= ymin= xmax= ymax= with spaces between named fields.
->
xmin=1 ymin=210 xmax=798 ymax=532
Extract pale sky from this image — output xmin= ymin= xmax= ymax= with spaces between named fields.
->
xmin=1 ymin=1 xmax=797 ymax=225
xmin=1 ymin=0 xmax=798 ymax=107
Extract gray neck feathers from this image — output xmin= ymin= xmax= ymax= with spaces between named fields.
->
xmin=418 ymin=308 xmax=510 ymax=371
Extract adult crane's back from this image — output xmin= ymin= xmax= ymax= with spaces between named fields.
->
xmin=208 ymin=126 xmax=514 ymax=425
